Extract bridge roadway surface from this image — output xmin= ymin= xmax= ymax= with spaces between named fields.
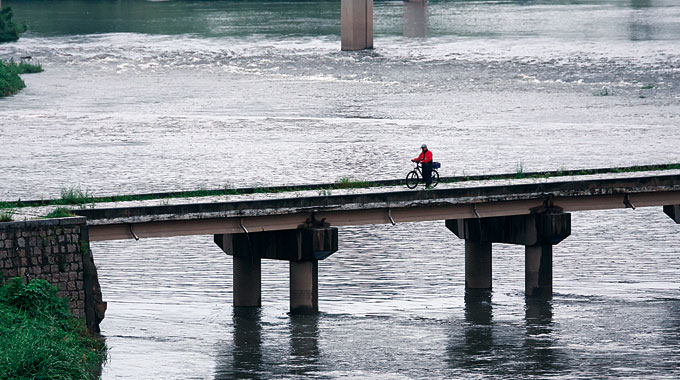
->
xmin=67 ymin=171 xmax=680 ymax=241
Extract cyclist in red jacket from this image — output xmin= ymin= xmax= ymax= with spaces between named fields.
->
xmin=412 ymin=144 xmax=434 ymax=188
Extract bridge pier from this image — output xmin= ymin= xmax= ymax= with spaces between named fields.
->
xmin=465 ymin=240 xmax=492 ymax=289
xmin=341 ymin=0 xmax=373 ymax=51
xmin=525 ymin=245 xmax=552 ymax=297
xmin=215 ymin=225 xmax=337 ymax=313
xmin=233 ymin=255 xmax=262 ymax=307
xmin=403 ymin=0 xmax=428 ymax=38
xmin=214 ymin=234 xmax=262 ymax=307
xmin=447 ymin=212 xmax=570 ymax=298
xmin=664 ymin=205 xmax=680 ymax=223
xmin=290 ymin=260 xmax=319 ymax=314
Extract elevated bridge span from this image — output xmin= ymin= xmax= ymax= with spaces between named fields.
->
xmin=77 ymin=174 xmax=680 ymax=241
xmin=71 ymin=174 xmax=680 ymax=314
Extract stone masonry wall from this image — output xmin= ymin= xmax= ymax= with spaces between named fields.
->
xmin=0 ymin=217 xmax=106 ymax=333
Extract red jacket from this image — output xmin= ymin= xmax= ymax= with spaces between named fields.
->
xmin=413 ymin=149 xmax=433 ymax=164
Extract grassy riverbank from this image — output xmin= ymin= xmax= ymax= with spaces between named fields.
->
xmin=0 ymin=6 xmax=25 ymax=43
xmin=0 ymin=278 xmax=105 ymax=380
xmin=0 ymin=59 xmax=42 ymax=97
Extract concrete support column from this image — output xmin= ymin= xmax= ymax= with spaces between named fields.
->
xmin=403 ymin=0 xmax=428 ymax=38
xmin=290 ymin=260 xmax=318 ymax=314
xmin=465 ymin=240 xmax=492 ymax=289
xmin=341 ymin=0 xmax=374 ymax=51
xmin=447 ymin=212 xmax=569 ymax=298
xmin=216 ymin=226 xmax=336 ymax=314
xmin=525 ymin=245 xmax=552 ymax=298
xmin=233 ymin=255 xmax=262 ymax=307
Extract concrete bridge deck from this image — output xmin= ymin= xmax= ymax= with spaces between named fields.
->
xmin=67 ymin=171 xmax=679 ymax=311
xmin=71 ymin=173 xmax=680 ymax=241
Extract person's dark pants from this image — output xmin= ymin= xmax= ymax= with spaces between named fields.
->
xmin=422 ymin=162 xmax=433 ymax=187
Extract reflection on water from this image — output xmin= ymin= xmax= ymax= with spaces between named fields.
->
xmin=403 ymin=0 xmax=427 ymax=38
xmin=214 ymin=310 xmax=321 ymax=380
xmin=631 ymin=0 xmax=653 ymax=9
xmin=629 ymin=0 xmax=654 ymax=41
xmin=446 ymin=290 xmax=565 ymax=376
xmin=523 ymin=298 xmax=561 ymax=374
xmin=288 ymin=314 xmax=321 ymax=377
xmin=462 ymin=290 xmax=494 ymax=361
xmin=446 ymin=290 xmax=495 ymax=371
xmin=216 ymin=308 xmax=263 ymax=380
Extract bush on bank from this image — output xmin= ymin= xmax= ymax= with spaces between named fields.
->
xmin=0 ymin=6 xmax=25 ymax=43
xmin=0 ymin=278 xmax=105 ymax=380
xmin=0 ymin=60 xmax=25 ymax=97
xmin=0 ymin=59 xmax=43 ymax=97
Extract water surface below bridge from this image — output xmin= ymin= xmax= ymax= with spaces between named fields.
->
xmin=1 ymin=0 xmax=679 ymax=379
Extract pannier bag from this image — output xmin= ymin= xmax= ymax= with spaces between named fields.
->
xmin=433 ymin=162 xmax=441 ymax=169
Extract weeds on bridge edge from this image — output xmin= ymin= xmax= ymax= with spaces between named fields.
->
xmin=2 ymin=163 xmax=680 ymax=213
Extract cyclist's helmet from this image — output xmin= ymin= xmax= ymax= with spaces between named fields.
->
xmin=421 ymin=144 xmax=427 ymax=149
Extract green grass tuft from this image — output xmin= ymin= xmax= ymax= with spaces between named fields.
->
xmin=0 ymin=209 xmax=14 ymax=222
xmin=334 ymin=177 xmax=369 ymax=189
xmin=80 ymin=241 xmax=90 ymax=255
xmin=12 ymin=60 xmax=43 ymax=74
xmin=59 ymin=187 xmax=93 ymax=206
xmin=45 ymin=207 xmax=76 ymax=219
xmin=514 ymin=161 xmax=525 ymax=179
xmin=0 ymin=278 xmax=106 ymax=380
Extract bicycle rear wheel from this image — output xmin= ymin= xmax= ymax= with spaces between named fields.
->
xmin=431 ymin=170 xmax=440 ymax=188
xmin=406 ymin=171 xmax=420 ymax=189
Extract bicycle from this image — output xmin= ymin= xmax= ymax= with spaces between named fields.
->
xmin=405 ymin=162 xmax=440 ymax=189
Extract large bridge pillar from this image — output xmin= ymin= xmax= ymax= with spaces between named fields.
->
xmin=233 ymin=255 xmax=262 ymax=307
xmin=290 ymin=260 xmax=319 ymax=314
xmin=525 ymin=245 xmax=552 ymax=297
xmin=215 ymin=234 xmax=262 ymax=307
xmin=403 ymin=0 xmax=428 ymax=38
xmin=341 ymin=0 xmax=373 ymax=51
xmin=446 ymin=212 xmax=570 ymax=297
xmin=465 ymin=240 xmax=492 ymax=289
xmin=215 ymin=225 xmax=337 ymax=314
xmin=664 ymin=205 xmax=680 ymax=223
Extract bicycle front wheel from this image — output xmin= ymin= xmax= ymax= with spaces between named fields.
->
xmin=406 ymin=171 xmax=420 ymax=189
xmin=431 ymin=170 xmax=440 ymax=188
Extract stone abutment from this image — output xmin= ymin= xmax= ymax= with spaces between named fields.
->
xmin=0 ymin=217 xmax=106 ymax=333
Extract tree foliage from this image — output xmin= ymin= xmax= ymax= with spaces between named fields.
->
xmin=0 ymin=7 xmax=25 ymax=43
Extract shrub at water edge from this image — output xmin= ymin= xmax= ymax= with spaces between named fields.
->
xmin=0 ymin=6 xmax=26 ymax=43
xmin=0 ymin=278 xmax=106 ymax=380
xmin=0 ymin=59 xmax=42 ymax=97
xmin=0 ymin=60 xmax=25 ymax=97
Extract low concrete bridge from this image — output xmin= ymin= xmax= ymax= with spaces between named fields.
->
xmin=71 ymin=174 xmax=680 ymax=314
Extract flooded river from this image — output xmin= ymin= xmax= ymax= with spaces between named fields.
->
xmin=1 ymin=0 xmax=679 ymax=379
